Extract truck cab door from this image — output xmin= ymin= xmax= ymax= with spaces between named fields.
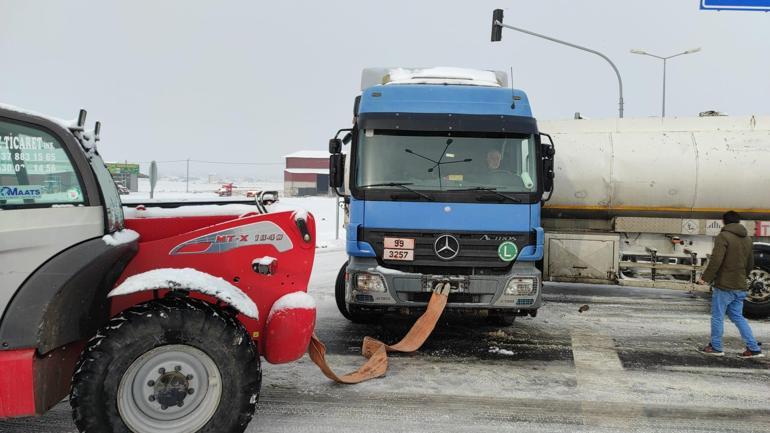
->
xmin=0 ymin=111 xmax=105 ymax=323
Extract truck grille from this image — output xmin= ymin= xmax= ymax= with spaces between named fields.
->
xmin=361 ymin=229 xmax=535 ymax=273
xmin=405 ymin=293 xmax=479 ymax=303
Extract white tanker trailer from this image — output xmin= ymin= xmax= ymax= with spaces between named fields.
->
xmin=539 ymin=114 xmax=770 ymax=318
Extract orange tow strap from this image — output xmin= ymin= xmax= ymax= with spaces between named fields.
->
xmin=309 ymin=284 xmax=450 ymax=384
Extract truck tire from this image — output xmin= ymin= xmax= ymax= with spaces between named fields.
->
xmin=70 ymin=296 xmax=261 ymax=433
xmin=334 ymin=261 xmax=354 ymax=321
xmin=744 ymin=247 xmax=770 ymax=319
xmin=335 ymin=262 xmax=381 ymax=324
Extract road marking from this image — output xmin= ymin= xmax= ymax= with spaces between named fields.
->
xmin=571 ymin=323 xmax=645 ymax=428
xmin=661 ymin=366 xmax=770 ymax=375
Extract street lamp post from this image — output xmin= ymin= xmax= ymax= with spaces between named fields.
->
xmin=491 ymin=9 xmax=625 ymax=118
xmin=630 ymin=48 xmax=701 ymax=117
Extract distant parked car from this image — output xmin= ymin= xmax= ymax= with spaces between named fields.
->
xmin=217 ymin=183 xmax=234 ymax=196
xmin=115 ymin=181 xmax=130 ymax=195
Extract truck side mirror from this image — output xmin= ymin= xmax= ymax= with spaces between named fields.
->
xmin=543 ymin=158 xmax=555 ymax=193
xmin=491 ymin=9 xmax=504 ymax=42
xmin=539 ymin=133 xmax=555 ymax=193
xmin=329 ymin=153 xmax=345 ymax=188
xmin=543 ymin=144 xmax=555 ymax=158
xmin=329 ymin=138 xmax=342 ymax=154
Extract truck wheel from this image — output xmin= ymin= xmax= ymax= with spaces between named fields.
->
xmin=335 ymin=262 xmax=381 ymax=324
xmin=335 ymin=261 xmax=354 ymax=321
xmin=744 ymin=249 xmax=770 ymax=319
xmin=70 ymin=296 xmax=261 ymax=433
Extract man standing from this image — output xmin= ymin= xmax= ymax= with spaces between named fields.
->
xmin=697 ymin=211 xmax=763 ymax=358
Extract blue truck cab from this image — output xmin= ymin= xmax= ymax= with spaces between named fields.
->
xmin=329 ymin=67 xmax=555 ymax=324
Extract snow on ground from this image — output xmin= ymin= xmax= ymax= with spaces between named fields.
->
xmin=124 ymin=204 xmax=261 ymax=219
xmin=488 ymin=346 xmax=515 ymax=356
xmin=125 ymin=178 xmax=284 ymax=202
xmin=123 ymin=179 xmax=345 ymax=250
xmin=5 ymin=250 xmax=770 ymax=433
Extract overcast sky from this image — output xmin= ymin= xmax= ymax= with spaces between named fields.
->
xmin=1 ymin=1 xmax=768 ymax=179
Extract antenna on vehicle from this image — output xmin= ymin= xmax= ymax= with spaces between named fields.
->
xmin=510 ymin=67 xmax=516 ymax=109
xmin=94 ymin=121 xmax=101 ymax=142
xmin=69 ymin=109 xmax=88 ymax=132
xmin=77 ymin=109 xmax=87 ymax=129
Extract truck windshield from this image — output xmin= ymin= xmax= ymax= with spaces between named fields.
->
xmin=355 ymin=130 xmax=537 ymax=192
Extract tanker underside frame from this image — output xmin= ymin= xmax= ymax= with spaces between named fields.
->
xmin=542 ymin=216 xmax=769 ymax=293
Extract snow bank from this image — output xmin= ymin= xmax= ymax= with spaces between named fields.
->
xmin=268 ymin=291 xmax=316 ymax=322
xmin=102 ymin=229 xmax=139 ymax=246
xmin=124 ymin=204 xmax=260 ymax=219
xmin=109 ymin=268 xmax=259 ymax=319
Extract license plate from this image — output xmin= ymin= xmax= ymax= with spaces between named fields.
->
xmin=384 ymin=237 xmax=415 ymax=249
xmin=384 ymin=248 xmax=414 ymax=261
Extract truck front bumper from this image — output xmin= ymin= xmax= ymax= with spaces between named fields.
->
xmin=345 ymin=257 xmax=542 ymax=312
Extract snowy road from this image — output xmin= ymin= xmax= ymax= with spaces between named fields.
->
xmin=2 ymin=249 xmax=769 ymax=433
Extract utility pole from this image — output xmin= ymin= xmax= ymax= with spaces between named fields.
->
xmin=491 ymin=9 xmax=625 ymax=118
xmin=186 ymin=158 xmax=190 ymax=193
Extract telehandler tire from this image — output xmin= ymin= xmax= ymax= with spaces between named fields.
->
xmin=71 ymin=296 xmax=261 ymax=433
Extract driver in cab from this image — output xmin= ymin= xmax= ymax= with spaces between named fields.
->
xmin=486 ymin=149 xmax=503 ymax=170
xmin=480 ymin=148 xmax=524 ymax=189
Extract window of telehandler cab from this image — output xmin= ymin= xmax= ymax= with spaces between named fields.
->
xmin=0 ymin=118 xmax=85 ymax=207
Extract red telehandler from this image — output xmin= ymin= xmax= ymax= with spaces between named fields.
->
xmin=0 ymin=105 xmax=317 ymax=432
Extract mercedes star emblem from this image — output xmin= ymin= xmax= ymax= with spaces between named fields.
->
xmin=434 ymin=234 xmax=460 ymax=260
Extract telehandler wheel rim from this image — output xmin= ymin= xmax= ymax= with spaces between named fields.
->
xmin=747 ymin=269 xmax=770 ymax=304
xmin=117 ymin=344 xmax=222 ymax=433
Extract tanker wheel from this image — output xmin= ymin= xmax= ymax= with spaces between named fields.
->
xmin=71 ymin=296 xmax=261 ymax=433
xmin=335 ymin=261 xmax=381 ymax=324
xmin=744 ymin=250 xmax=770 ymax=319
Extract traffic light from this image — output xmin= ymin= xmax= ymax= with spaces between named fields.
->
xmin=491 ymin=9 xmax=504 ymax=42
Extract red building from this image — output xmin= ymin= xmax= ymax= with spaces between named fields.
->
xmin=283 ymin=151 xmax=330 ymax=197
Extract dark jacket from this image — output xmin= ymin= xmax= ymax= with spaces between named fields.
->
xmin=702 ymin=223 xmax=754 ymax=291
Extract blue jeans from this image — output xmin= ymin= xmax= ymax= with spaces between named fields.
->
xmin=711 ymin=287 xmax=760 ymax=352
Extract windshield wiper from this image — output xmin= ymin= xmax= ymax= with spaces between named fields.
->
xmin=446 ymin=187 xmax=522 ymax=203
xmin=359 ymin=182 xmax=434 ymax=201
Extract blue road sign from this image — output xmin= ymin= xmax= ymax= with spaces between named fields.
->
xmin=700 ymin=0 xmax=770 ymax=11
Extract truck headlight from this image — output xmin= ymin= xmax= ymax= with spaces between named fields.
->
xmin=355 ymin=273 xmax=387 ymax=292
xmin=505 ymin=278 xmax=536 ymax=295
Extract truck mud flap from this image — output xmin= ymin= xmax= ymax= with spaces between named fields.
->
xmin=309 ymin=284 xmax=449 ymax=384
